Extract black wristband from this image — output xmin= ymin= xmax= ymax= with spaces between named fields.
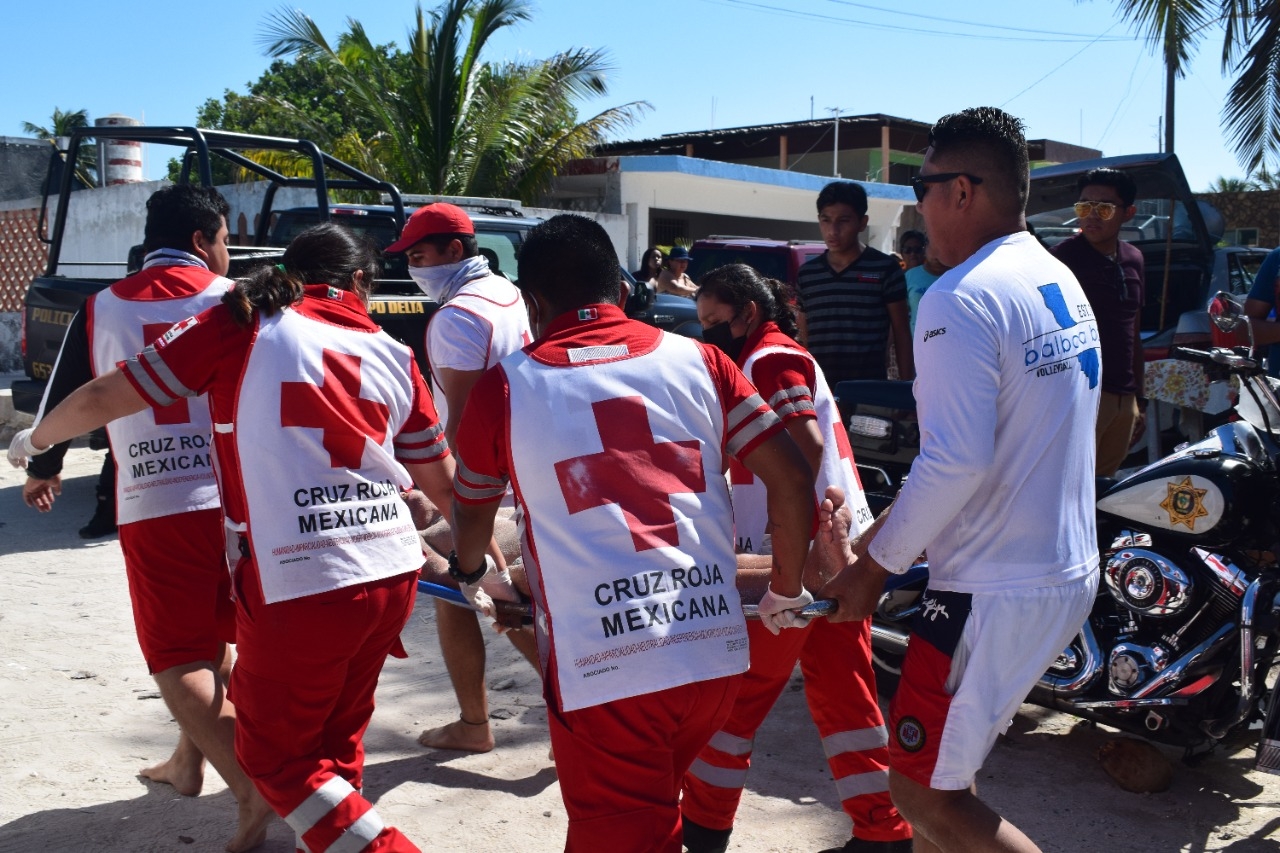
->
xmin=448 ymin=551 xmax=490 ymax=585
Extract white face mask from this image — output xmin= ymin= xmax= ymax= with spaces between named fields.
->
xmin=408 ymin=261 xmax=466 ymax=301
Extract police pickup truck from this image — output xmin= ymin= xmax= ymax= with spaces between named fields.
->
xmin=15 ymin=127 xmax=698 ymax=419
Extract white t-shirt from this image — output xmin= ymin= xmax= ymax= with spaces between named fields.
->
xmin=426 ymin=271 xmax=531 ymax=427
xmin=869 ymin=231 xmax=1101 ymax=592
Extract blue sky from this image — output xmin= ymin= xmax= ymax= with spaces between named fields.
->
xmin=0 ymin=0 xmax=1251 ymax=191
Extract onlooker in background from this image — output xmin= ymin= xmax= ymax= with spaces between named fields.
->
xmin=656 ymin=244 xmax=698 ymax=297
xmin=450 ymin=214 xmax=816 ymax=851
xmin=818 ymin=106 xmax=1100 ymax=853
xmin=12 ymin=184 xmax=272 ymax=852
xmin=1051 ymin=167 xmax=1146 ymax=477
xmin=386 ymin=202 xmax=541 ymax=754
xmin=795 ymin=181 xmax=914 ymax=384
xmin=905 ymin=238 xmax=950 ymax=336
xmin=633 ymin=246 xmax=665 ymax=285
xmin=1243 ymin=246 xmax=1280 ymax=377
xmin=899 ymin=230 xmax=927 ymax=270
xmin=682 ymin=263 xmax=912 ymax=853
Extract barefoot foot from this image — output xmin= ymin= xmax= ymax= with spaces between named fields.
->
xmin=225 ymin=791 xmax=275 ymax=853
xmin=140 ymin=752 xmax=205 ymax=797
xmin=417 ymin=716 xmax=494 ymax=753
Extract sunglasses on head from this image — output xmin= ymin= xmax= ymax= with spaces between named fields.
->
xmin=1073 ymin=201 xmax=1118 ymax=220
xmin=911 ymin=172 xmax=984 ymax=203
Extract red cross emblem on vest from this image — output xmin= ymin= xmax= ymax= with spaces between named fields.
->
xmin=143 ymin=323 xmax=192 ymax=425
xmin=554 ymin=396 xmax=707 ymax=552
xmin=281 ymin=349 xmax=390 ymax=469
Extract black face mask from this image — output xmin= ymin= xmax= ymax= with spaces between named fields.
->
xmin=703 ymin=321 xmax=747 ymax=362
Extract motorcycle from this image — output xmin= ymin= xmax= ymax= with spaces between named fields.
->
xmin=836 ymin=294 xmax=1280 ymax=770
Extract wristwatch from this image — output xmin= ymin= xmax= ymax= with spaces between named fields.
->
xmin=448 ymin=551 xmax=492 ymax=585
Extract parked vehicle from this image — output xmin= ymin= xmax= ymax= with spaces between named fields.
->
xmin=687 ymin=236 xmax=825 ymax=288
xmin=14 ymin=129 xmax=700 ymax=418
xmin=866 ymin=296 xmax=1280 ymax=771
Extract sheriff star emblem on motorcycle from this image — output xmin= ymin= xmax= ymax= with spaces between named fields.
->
xmin=1159 ymin=476 xmax=1209 ymax=530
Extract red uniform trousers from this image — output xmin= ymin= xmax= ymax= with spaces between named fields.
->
xmin=547 ymin=669 xmax=742 ymax=853
xmin=681 ymin=618 xmax=911 ymax=843
xmin=117 ymin=508 xmax=234 ymax=674
xmin=230 ymin=559 xmax=421 ymax=853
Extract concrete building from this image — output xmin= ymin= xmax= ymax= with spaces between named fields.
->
xmin=548 ymin=114 xmax=1102 ymax=269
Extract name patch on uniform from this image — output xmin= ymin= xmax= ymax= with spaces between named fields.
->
xmin=568 ymin=345 xmax=629 ymax=363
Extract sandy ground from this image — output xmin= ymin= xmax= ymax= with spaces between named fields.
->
xmin=2 ymin=447 xmax=1280 ymax=852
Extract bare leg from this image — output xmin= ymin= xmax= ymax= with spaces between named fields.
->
xmin=144 ymin=644 xmax=275 ymax=852
xmin=418 ymin=599 xmax=496 ymax=752
xmin=890 ymin=770 xmax=1040 ymax=853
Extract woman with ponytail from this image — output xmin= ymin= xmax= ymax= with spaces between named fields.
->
xmin=682 ymin=263 xmax=912 ymax=853
xmin=14 ymin=222 xmax=449 ymax=852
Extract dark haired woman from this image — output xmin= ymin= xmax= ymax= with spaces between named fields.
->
xmin=682 ymin=263 xmax=913 ymax=852
xmin=12 ymin=222 xmax=451 ymax=852
xmin=632 ymin=246 xmax=664 ymax=284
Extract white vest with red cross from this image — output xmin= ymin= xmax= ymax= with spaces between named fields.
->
xmin=233 ymin=305 xmax=425 ymax=604
xmin=89 ymin=273 xmax=231 ymax=524
xmin=503 ymin=332 xmax=749 ymax=712
xmin=730 ymin=345 xmax=874 ymax=554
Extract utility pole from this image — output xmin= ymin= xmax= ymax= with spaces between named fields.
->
xmin=827 ymin=107 xmax=843 ymax=177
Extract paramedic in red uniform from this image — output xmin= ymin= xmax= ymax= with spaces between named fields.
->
xmin=682 ymin=263 xmax=912 ymax=853
xmin=448 ymin=214 xmax=818 ymax=852
xmin=13 ymin=223 xmax=452 ymax=853
xmin=386 ymin=202 xmax=540 ymax=754
xmin=12 ymin=185 xmax=272 ymax=852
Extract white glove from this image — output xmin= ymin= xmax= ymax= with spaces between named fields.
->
xmin=7 ymin=428 xmax=49 ymax=469
xmin=459 ymin=555 xmax=520 ymax=633
xmin=757 ymin=585 xmax=815 ymax=635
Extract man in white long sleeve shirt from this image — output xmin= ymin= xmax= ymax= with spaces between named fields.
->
xmin=820 ymin=107 xmax=1101 ymax=853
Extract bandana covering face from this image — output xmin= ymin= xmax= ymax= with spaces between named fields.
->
xmin=408 ymin=255 xmax=490 ymax=302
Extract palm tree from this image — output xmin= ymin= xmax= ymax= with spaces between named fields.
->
xmin=258 ymin=0 xmax=648 ymax=199
xmin=22 ymin=107 xmax=97 ymax=187
xmin=1107 ymin=1 xmax=1280 ymax=175
xmin=1205 ymin=175 xmax=1256 ymax=192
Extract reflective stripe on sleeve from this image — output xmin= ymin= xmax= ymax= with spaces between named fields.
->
xmin=140 ymin=347 xmax=198 ymax=399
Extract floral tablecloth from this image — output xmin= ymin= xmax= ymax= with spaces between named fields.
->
xmin=1143 ymin=358 xmax=1238 ymax=414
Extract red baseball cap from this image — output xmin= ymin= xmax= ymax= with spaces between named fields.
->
xmin=386 ymin=202 xmax=475 ymax=253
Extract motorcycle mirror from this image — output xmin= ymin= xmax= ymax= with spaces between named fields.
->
xmin=1208 ymin=292 xmax=1254 ymax=352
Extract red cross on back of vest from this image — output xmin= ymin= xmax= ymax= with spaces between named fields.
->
xmin=554 ymin=395 xmax=707 ymax=552
xmin=281 ymin=349 xmax=390 ymax=469
xmin=143 ymin=323 xmax=192 ymax=425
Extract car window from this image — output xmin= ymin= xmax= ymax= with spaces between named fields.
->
xmin=476 ymin=229 xmax=522 ymax=281
xmin=689 ymin=249 xmax=789 ymax=283
xmin=1229 ymin=252 xmax=1265 ymax=298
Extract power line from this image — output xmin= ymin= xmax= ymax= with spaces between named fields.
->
xmin=694 ymin=0 xmax=1132 ymax=43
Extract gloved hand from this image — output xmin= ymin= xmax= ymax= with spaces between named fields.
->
xmin=459 ymin=555 xmax=521 ymax=633
xmin=757 ymin=585 xmax=815 ymax=635
xmin=7 ymin=428 xmax=49 ymax=469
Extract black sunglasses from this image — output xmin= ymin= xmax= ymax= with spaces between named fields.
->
xmin=911 ymin=172 xmax=984 ymax=203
